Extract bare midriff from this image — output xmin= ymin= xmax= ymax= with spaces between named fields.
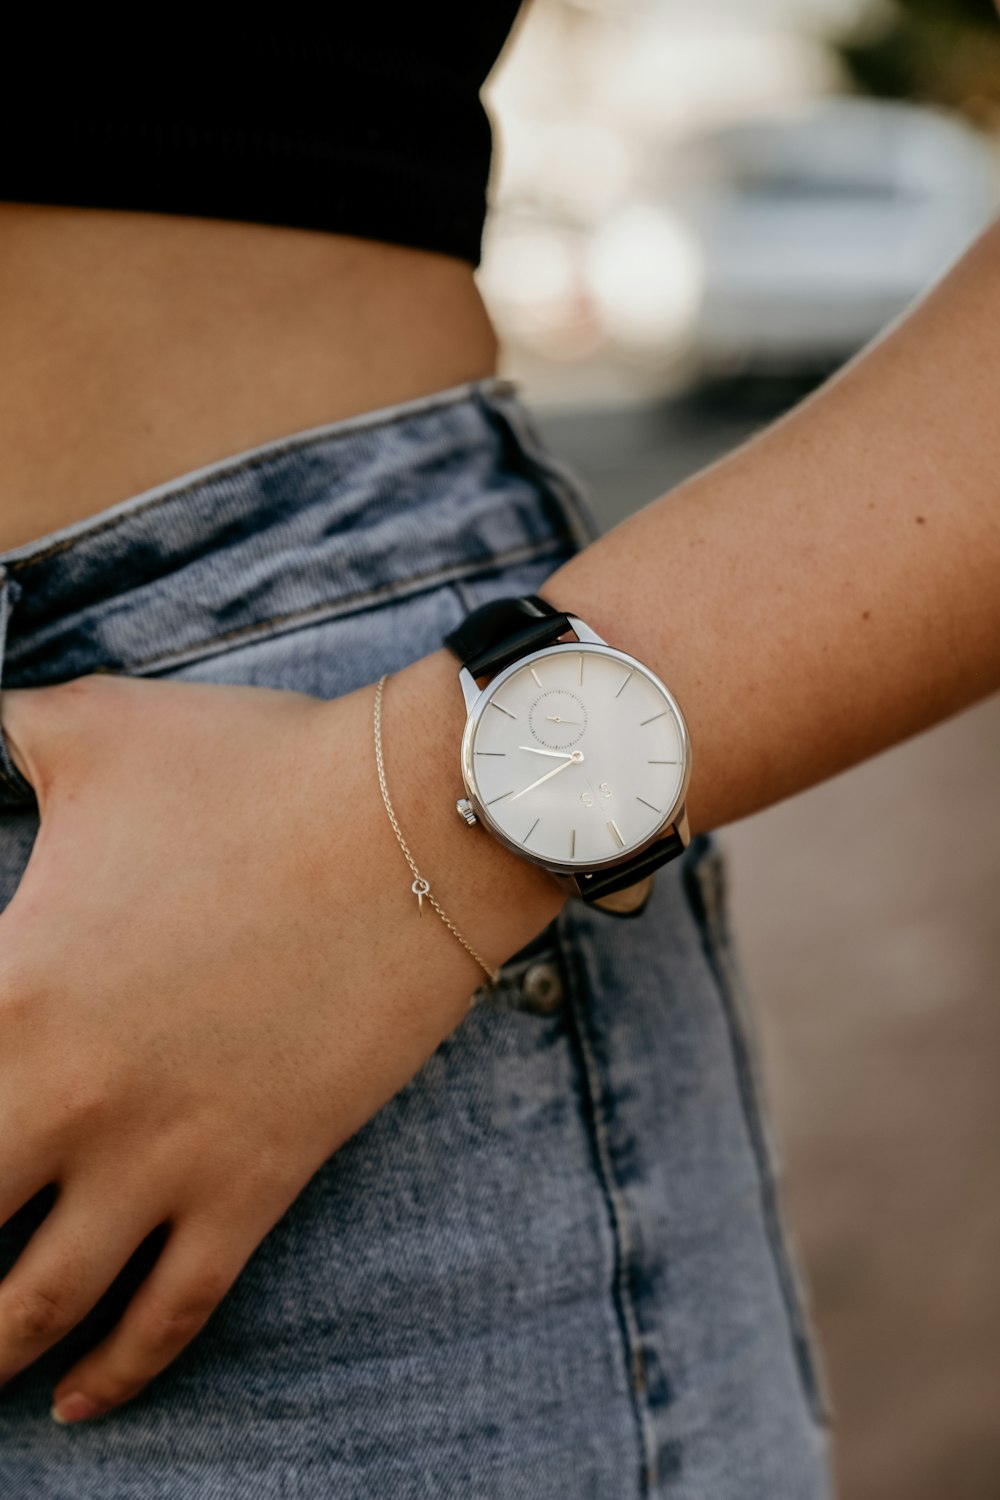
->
xmin=0 ymin=203 xmax=500 ymax=552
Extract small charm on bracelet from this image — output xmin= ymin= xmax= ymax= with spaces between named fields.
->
xmin=374 ymin=673 xmax=500 ymax=993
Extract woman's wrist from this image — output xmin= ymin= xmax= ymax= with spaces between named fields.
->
xmin=337 ymin=645 xmax=568 ymax=989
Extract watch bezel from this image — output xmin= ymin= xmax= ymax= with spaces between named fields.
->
xmin=459 ymin=640 xmax=692 ymax=876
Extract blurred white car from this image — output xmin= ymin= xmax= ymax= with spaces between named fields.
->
xmin=660 ymin=99 xmax=999 ymax=377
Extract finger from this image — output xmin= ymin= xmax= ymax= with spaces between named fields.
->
xmin=0 ymin=1180 xmax=154 ymax=1388
xmin=51 ymin=1223 xmax=243 ymax=1423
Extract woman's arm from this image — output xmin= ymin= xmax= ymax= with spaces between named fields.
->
xmin=1 ymin=219 xmax=997 ymax=1425
xmin=405 ymin=216 xmax=1000 ymax=849
xmin=392 ymin=214 xmax=1000 ymax=961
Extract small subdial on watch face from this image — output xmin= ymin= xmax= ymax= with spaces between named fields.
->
xmin=528 ymin=689 xmax=588 ymax=749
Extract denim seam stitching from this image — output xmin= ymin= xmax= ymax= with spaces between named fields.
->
xmin=690 ymin=847 xmax=835 ymax=1432
xmin=116 ymin=538 xmax=571 ymax=676
xmin=5 ymin=378 xmax=521 ymax=575
xmin=558 ymin=905 xmax=658 ymax=1498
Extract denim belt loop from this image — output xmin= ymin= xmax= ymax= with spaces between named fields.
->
xmin=0 ymin=566 xmax=35 ymax=808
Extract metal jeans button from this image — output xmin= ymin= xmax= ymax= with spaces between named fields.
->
xmin=521 ymin=961 xmax=564 ymax=1014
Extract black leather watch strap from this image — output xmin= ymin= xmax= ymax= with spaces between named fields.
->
xmin=576 ymin=827 xmax=687 ymax=902
xmin=444 ymin=594 xmax=572 ymax=679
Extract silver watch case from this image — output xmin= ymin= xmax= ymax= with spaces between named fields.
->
xmin=457 ymin=615 xmax=692 ymax=880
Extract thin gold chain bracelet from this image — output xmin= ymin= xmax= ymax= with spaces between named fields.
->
xmin=373 ymin=673 xmax=499 ymax=1002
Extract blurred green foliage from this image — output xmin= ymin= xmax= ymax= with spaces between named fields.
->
xmin=836 ymin=0 xmax=1000 ymax=118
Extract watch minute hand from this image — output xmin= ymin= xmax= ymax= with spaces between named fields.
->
xmin=517 ymin=745 xmax=575 ymax=760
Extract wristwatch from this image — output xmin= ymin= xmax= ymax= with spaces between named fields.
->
xmin=444 ymin=595 xmax=692 ymax=914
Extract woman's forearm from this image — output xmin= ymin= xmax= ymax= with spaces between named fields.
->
xmin=388 ymin=219 xmax=1000 ymax=963
xmin=542 ymin=217 xmax=1000 ymax=834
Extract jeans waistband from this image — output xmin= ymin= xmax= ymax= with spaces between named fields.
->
xmin=0 ymin=376 xmax=596 ymax=686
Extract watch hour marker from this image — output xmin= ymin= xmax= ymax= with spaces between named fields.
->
xmin=530 ymin=667 xmax=542 ymax=687
xmin=475 ymin=750 xmax=506 ymax=756
xmin=570 ymin=828 xmax=576 ymax=858
xmin=648 ymin=758 xmax=678 ymax=764
xmin=608 ymin=819 xmax=625 ymax=849
xmin=523 ymin=818 xmax=539 ymax=844
xmin=615 ymin=670 xmax=633 ymax=698
xmin=487 ymin=790 xmax=514 ymax=804
xmin=490 ymin=701 xmax=516 ymax=720
xmin=578 ymin=653 xmax=584 ymax=685
xmin=636 ymin=796 xmax=661 ymax=813
xmin=640 ymin=711 xmax=667 ymax=726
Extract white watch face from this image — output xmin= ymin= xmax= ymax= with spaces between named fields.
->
xmin=462 ymin=643 xmax=690 ymax=871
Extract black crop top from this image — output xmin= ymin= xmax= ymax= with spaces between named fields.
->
xmin=2 ymin=9 xmax=525 ymax=267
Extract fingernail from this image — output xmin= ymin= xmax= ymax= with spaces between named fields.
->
xmin=51 ymin=1391 xmax=99 ymax=1425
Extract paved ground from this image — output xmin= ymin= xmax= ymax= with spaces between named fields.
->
xmin=536 ymin=396 xmax=1000 ymax=1500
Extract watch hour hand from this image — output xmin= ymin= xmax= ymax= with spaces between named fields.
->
xmin=517 ymin=745 xmax=575 ymax=759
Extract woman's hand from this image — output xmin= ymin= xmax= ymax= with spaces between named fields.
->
xmin=0 ymin=659 xmax=562 ymax=1424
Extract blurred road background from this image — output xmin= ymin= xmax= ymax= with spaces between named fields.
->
xmin=478 ymin=3 xmax=1000 ymax=1496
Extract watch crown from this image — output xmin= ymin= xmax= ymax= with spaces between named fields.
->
xmin=456 ymin=798 xmax=478 ymax=826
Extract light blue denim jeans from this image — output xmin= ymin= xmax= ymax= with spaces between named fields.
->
xmin=0 ymin=377 xmax=833 ymax=1498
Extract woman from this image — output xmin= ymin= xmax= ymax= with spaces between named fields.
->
xmin=0 ymin=14 xmax=998 ymax=1499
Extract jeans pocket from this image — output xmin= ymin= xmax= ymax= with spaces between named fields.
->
xmin=682 ymin=832 xmax=836 ymax=1431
